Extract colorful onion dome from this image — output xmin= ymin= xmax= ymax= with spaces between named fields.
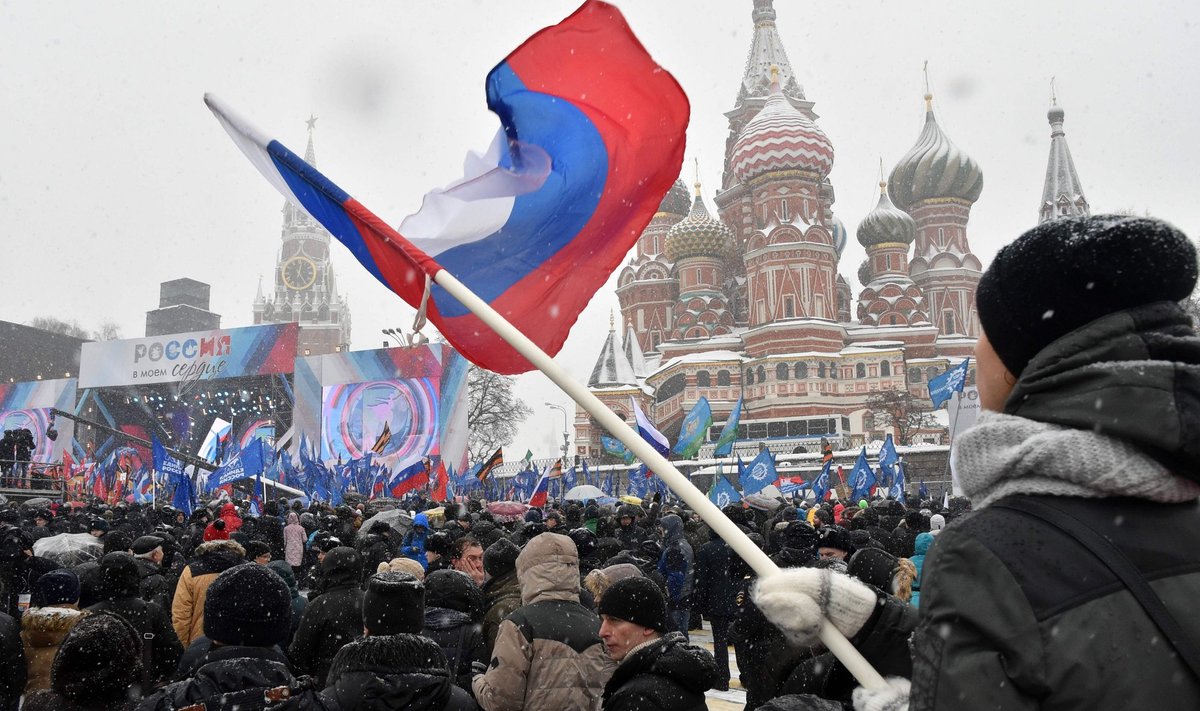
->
xmin=828 ymin=214 xmax=849 ymax=256
xmin=664 ymin=186 xmax=734 ymax=262
xmin=887 ymin=94 xmax=983 ymax=210
xmin=730 ymin=71 xmax=834 ymax=183
xmin=857 ymin=181 xmax=916 ymax=247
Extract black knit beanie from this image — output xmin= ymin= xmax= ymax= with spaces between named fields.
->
xmin=363 ymin=571 xmax=425 ymax=635
xmin=597 ymin=576 xmax=668 ymax=633
xmin=976 ymin=215 xmax=1197 ymax=376
xmin=51 ymin=611 xmax=143 ymax=703
xmin=483 ymin=537 xmax=520 ymax=579
xmin=203 ymin=563 xmax=292 ymax=646
xmin=425 ymin=569 xmax=482 ymax=615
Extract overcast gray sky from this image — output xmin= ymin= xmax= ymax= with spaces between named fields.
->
xmin=3 ymin=0 xmax=1197 ymax=458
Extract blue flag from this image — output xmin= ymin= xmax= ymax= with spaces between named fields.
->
xmin=890 ymin=461 xmax=907 ymax=503
xmin=918 ymin=479 xmax=929 ymax=500
xmin=779 ymin=477 xmax=810 ymax=497
xmin=740 ymin=448 xmax=777 ymax=496
xmin=850 ymin=447 xmax=876 ymax=502
xmin=563 ymin=466 xmax=578 ymax=490
xmin=928 ymin=358 xmax=970 ymax=408
xmin=171 ymin=468 xmax=195 ymax=516
xmin=812 ymin=460 xmax=832 ymax=503
xmin=152 ymin=436 xmax=184 ymax=482
xmin=709 ymin=474 xmax=742 ymax=509
xmin=712 ymin=397 xmax=743 ymax=457
xmin=601 ymin=435 xmax=635 ymax=465
xmin=628 ymin=465 xmax=650 ymax=498
xmin=672 ymin=397 xmax=713 ymax=459
xmin=877 ymin=434 xmax=899 ymax=489
xmin=206 ymin=439 xmax=266 ymax=491
xmin=603 ymin=468 xmax=615 ymax=496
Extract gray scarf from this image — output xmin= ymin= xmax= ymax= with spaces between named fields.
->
xmin=953 ymin=410 xmax=1200 ymax=510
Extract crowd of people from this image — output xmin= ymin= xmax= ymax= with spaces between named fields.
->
xmin=0 ymin=214 xmax=1198 ymax=711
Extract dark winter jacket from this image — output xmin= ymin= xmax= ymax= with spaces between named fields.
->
xmin=656 ymin=516 xmax=693 ymax=610
xmin=266 ymin=559 xmax=306 ymax=646
xmin=324 ymin=633 xmax=476 ymax=711
xmin=88 ymin=596 xmax=183 ymax=686
xmin=0 ymin=611 xmax=25 ymax=711
xmin=613 ymin=520 xmax=645 ymax=552
xmin=895 ymin=302 xmax=1200 ymax=710
xmin=693 ymin=537 xmax=737 ymax=618
xmin=140 ymin=644 xmax=336 ymax=711
xmin=134 ymin=556 xmax=169 ymax=609
xmin=422 ymin=606 xmax=486 ymax=691
xmin=481 ymin=569 xmax=521 ymax=656
xmin=601 ymin=632 xmax=719 ymax=711
xmin=288 ymin=546 xmax=364 ymax=683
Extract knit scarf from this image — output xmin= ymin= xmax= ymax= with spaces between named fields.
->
xmin=952 ymin=410 xmax=1200 ymax=510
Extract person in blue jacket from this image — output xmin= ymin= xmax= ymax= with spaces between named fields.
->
xmin=401 ymin=513 xmax=430 ymax=570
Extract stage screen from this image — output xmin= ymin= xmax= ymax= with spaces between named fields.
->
xmin=0 ymin=378 xmax=77 ymax=464
xmin=321 ymin=378 xmax=439 ymax=463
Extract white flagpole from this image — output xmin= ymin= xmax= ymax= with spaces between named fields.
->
xmin=433 ymin=269 xmax=887 ymax=691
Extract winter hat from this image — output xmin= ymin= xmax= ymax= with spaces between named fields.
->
xmin=782 ymin=521 xmax=818 ymax=553
xmin=98 ymin=552 xmax=142 ymax=600
xmin=101 ymin=529 xmax=132 ymax=554
xmin=51 ymin=611 xmax=143 ymax=703
xmin=424 ymin=569 xmax=482 ymax=615
xmin=929 ymin=514 xmax=946 ymax=532
xmin=483 ymin=537 xmax=520 ymax=578
xmin=378 ymin=557 xmax=427 ymax=581
xmin=203 ymin=563 xmax=292 ymax=646
xmin=131 ymin=534 xmax=164 ymax=555
xmin=244 ymin=540 xmax=271 ymax=560
xmin=266 ymin=559 xmax=300 ymax=596
xmin=524 ymin=508 xmax=544 ymax=524
xmin=89 ymin=518 xmax=109 ymax=534
xmin=976 ymin=215 xmax=1197 ymax=377
xmin=847 ymin=547 xmax=899 ymax=593
xmin=33 ymin=568 xmax=80 ymax=607
xmin=583 ymin=562 xmax=644 ymax=603
xmin=597 ymin=576 xmax=667 ymax=633
xmin=363 ymin=571 xmax=425 ymax=635
xmin=816 ymin=526 xmax=853 ymax=556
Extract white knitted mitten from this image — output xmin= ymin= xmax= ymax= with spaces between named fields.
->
xmin=751 ymin=567 xmax=878 ymax=646
xmin=852 ymin=677 xmax=911 ymax=711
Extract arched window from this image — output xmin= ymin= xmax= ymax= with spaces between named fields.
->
xmin=655 ymin=374 xmax=687 ymax=403
xmin=795 ymin=362 xmax=808 ymax=379
xmin=818 ymin=362 xmax=826 ymax=378
xmin=717 ymin=370 xmax=731 ymax=386
xmin=880 ymin=360 xmax=891 ymax=377
xmin=830 ymin=363 xmax=839 ymax=380
xmin=757 ymin=365 xmax=766 ymax=382
xmin=856 ymin=363 xmax=866 ymax=379
xmin=909 ymin=367 xmax=922 ymax=382
xmin=927 ymin=366 xmax=940 ymax=382
xmin=746 ymin=368 xmax=755 ymax=384
xmin=696 ymin=370 xmax=711 ymax=388
xmin=776 ymin=363 xmax=789 ymax=381
xmin=864 ymin=411 xmax=875 ymax=431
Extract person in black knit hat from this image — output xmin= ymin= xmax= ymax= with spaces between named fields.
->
xmin=23 ymin=611 xmax=144 ymax=711
xmin=597 ymin=576 xmax=719 ymax=711
xmin=754 ymin=214 xmax=1200 ymax=710
xmin=480 ymin=538 xmax=522 ymax=657
xmin=324 ymin=571 xmax=475 ymax=710
xmin=141 ymin=563 xmax=335 ymax=710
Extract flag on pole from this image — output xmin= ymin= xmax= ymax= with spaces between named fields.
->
xmin=152 ymin=436 xmax=184 ymax=483
xmin=739 ymin=448 xmax=777 ymax=496
xmin=918 ymin=479 xmax=929 ymax=500
xmin=388 ymin=457 xmax=431 ymax=498
xmin=431 ymin=459 xmax=449 ymax=502
xmin=877 ymin=434 xmax=899 ymax=489
xmin=477 ymin=448 xmax=503 ymax=482
xmin=601 ymin=435 xmax=635 ymax=464
xmin=630 ymin=397 xmax=670 ymax=458
xmin=672 ymin=397 xmax=713 ymax=459
xmin=708 ymin=474 xmax=741 ymax=509
xmin=811 ymin=460 xmax=832 ymax=503
xmin=943 ymin=490 xmax=950 ymax=510
xmin=370 ymin=422 xmax=393 ymax=454
xmin=205 ymin=1 xmax=688 ymax=375
xmin=712 ymin=397 xmax=743 ymax=457
xmin=206 ymin=439 xmax=266 ymax=492
xmin=547 ymin=459 xmax=563 ymax=479
xmin=928 ymin=358 xmax=970 ymax=408
xmin=849 ymin=447 xmax=876 ymax=502
xmin=889 ymin=461 xmax=907 ymax=503
xmin=528 ymin=471 xmax=551 ymax=508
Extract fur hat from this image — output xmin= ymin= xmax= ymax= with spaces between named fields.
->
xmin=482 ymin=537 xmax=520 ymax=578
xmin=33 ymin=568 xmax=80 ymax=608
xmin=816 ymin=526 xmax=852 ymax=555
xmin=597 ymin=576 xmax=667 ymax=633
xmin=377 ymin=557 xmax=426 ymax=581
xmin=363 ymin=571 xmax=425 ymax=635
xmin=424 ymin=569 xmax=482 ymax=615
xmin=97 ymin=552 xmax=141 ymax=600
xmin=976 ymin=215 xmax=1197 ymax=376
xmin=203 ymin=563 xmax=292 ymax=646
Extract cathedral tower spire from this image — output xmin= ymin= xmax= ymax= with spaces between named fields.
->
xmin=1039 ymin=84 xmax=1089 ymax=223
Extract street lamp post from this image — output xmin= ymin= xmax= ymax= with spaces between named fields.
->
xmin=545 ymin=402 xmax=571 ymax=466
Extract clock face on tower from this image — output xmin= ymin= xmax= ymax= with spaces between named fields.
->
xmin=282 ymin=255 xmax=317 ymax=290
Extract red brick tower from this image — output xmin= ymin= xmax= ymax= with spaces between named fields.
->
xmin=855 ymin=180 xmax=930 ymax=327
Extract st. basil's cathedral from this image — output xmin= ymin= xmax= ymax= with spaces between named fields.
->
xmin=575 ymin=0 xmax=1090 ymax=459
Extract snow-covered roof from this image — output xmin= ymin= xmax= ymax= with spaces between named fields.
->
xmin=648 ymin=349 xmax=747 ymax=378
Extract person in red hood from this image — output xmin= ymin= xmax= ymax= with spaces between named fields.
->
xmin=218 ymin=502 xmax=242 ymax=534
xmin=832 ymin=503 xmax=845 ymax=526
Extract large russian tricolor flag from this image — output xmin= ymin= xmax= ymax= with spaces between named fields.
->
xmin=206 ymin=0 xmax=688 ymax=374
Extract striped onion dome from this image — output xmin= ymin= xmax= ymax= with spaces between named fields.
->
xmin=857 ymin=181 xmax=916 ymax=247
xmin=658 ymin=179 xmax=691 ymax=217
xmin=887 ymin=95 xmax=983 ymax=210
xmin=829 ymin=214 xmax=849 ymax=256
xmin=731 ymin=74 xmax=834 ymax=183
xmin=664 ymin=189 xmax=734 ymax=262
